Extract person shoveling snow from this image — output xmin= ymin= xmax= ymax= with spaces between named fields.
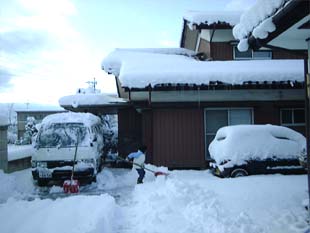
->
xmin=115 ymin=145 xmax=169 ymax=184
xmin=126 ymin=145 xmax=147 ymax=184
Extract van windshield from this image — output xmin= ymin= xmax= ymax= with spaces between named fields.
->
xmin=36 ymin=123 xmax=87 ymax=148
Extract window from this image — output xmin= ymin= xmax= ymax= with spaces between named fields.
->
xmin=280 ymin=108 xmax=305 ymax=126
xmin=205 ymin=108 xmax=253 ymax=160
xmin=233 ymin=47 xmax=272 ymax=60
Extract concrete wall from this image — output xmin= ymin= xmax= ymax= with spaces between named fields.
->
xmin=0 ymin=125 xmax=8 ymax=172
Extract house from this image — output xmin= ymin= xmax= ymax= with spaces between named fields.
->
xmin=61 ymin=10 xmax=306 ymax=169
xmin=16 ymin=107 xmax=65 ymax=140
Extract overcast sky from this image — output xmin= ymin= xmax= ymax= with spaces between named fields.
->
xmin=0 ymin=0 xmax=256 ymax=105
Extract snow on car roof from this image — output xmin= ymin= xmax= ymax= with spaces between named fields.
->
xmin=102 ymin=48 xmax=304 ymax=88
xmin=41 ymin=112 xmax=101 ymax=128
xmin=209 ymin=124 xmax=306 ymax=165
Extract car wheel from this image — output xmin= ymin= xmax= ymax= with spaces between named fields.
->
xmin=37 ymin=179 xmax=49 ymax=186
xmin=231 ymin=168 xmax=248 ymax=178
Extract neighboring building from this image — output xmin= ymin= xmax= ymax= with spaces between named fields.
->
xmin=61 ymin=9 xmax=307 ymax=169
xmin=16 ymin=108 xmax=66 ymax=139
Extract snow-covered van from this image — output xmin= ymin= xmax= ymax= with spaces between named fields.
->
xmin=209 ymin=125 xmax=306 ymax=178
xmin=31 ymin=112 xmax=104 ymax=186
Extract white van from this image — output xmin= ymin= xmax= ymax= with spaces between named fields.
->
xmin=31 ymin=112 xmax=104 ymax=186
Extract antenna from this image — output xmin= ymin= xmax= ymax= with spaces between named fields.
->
xmin=86 ymin=78 xmax=97 ymax=91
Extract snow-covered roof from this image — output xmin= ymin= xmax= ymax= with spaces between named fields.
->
xmin=41 ymin=112 xmax=101 ymax=128
xmin=0 ymin=115 xmax=8 ymax=126
xmin=59 ymin=93 xmax=126 ymax=109
xmin=209 ymin=124 xmax=306 ymax=166
xmin=102 ymin=49 xmax=304 ymax=89
xmin=15 ymin=104 xmax=65 ymax=112
xmin=233 ymin=0 xmax=290 ymax=51
xmin=102 ymin=48 xmax=196 ymax=77
xmin=184 ymin=11 xmax=242 ymax=29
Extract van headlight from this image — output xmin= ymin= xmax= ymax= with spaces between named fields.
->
xmin=81 ymin=159 xmax=95 ymax=164
xmin=31 ymin=161 xmax=37 ymax=168
xmin=36 ymin=161 xmax=47 ymax=168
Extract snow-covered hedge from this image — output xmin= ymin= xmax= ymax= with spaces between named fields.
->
xmin=209 ymin=124 xmax=306 ymax=166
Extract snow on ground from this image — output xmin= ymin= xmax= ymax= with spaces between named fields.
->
xmin=0 ymin=167 xmax=308 ymax=233
xmin=8 ymin=144 xmax=34 ymax=161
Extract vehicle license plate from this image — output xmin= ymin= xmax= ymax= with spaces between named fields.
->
xmin=38 ymin=169 xmax=52 ymax=178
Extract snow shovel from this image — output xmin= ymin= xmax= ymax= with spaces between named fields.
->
xmin=116 ymin=156 xmax=169 ymax=177
xmin=63 ymin=134 xmax=80 ymax=193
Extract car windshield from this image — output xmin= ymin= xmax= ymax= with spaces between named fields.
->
xmin=36 ymin=123 xmax=87 ymax=148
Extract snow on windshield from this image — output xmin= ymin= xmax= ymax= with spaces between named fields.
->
xmin=209 ymin=124 xmax=306 ymax=165
xmin=36 ymin=123 xmax=87 ymax=148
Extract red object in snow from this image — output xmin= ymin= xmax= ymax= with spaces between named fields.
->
xmin=63 ymin=179 xmax=80 ymax=193
xmin=154 ymin=171 xmax=169 ymax=177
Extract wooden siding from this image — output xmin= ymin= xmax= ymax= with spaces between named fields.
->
xmin=182 ymin=25 xmax=199 ymax=51
xmin=198 ymin=41 xmax=233 ymax=60
xmin=210 ymin=42 xmax=233 ymax=60
xmin=198 ymin=38 xmax=211 ymax=58
xmin=118 ymin=108 xmax=142 ymax=158
xmin=272 ymin=50 xmax=306 ymax=59
xmin=142 ymin=110 xmax=153 ymax=164
xmin=152 ymin=109 xmax=205 ymax=168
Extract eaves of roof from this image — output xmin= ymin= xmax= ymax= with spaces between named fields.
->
xmin=123 ymin=81 xmax=304 ymax=92
xmin=248 ymin=0 xmax=310 ymax=50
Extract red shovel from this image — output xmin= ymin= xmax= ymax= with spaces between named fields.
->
xmin=116 ymin=156 xmax=169 ymax=177
xmin=63 ymin=134 xmax=80 ymax=193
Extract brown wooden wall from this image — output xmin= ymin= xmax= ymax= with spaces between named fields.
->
xmin=198 ymin=38 xmax=211 ymax=58
xmin=117 ymin=100 xmax=305 ymax=168
xmin=118 ymin=108 xmax=142 ymax=158
xmin=272 ymin=50 xmax=305 ymax=59
xmin=151 ymin=109 xmax=205 ymax=168
xmin=210 ymin=42 xmax=233 ymax=60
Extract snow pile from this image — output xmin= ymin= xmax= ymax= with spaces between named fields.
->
xmin=59 ymin=93 xmax=127 ymax=108
xmin=0 ymin=170 xmax=35 ymax=203
xmin=103 ymin=49 xmax=304 ymax=89
xmin=0 ymin=194 xmax=117 ymax=233
xmin=0 ymin=114 xmax=8 ymax=126
xmin=233 ymin=0 xmax=289 ymax=51
xmin=41 ymin=112 xmax=101 ymax=128
xmin=120 ymin=171 xmax=308 ymax=233
xmin=184 ymin=11 xmax=241 ymax=29
xmin=209 ymin=124 xmax=306 ymax=166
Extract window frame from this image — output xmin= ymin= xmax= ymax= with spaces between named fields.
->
xmin=233 ymin=46 xmax=272 ymax=60
xmin=280 ymin=108 xmax=305 ymax=126
xmin=204 ymin=107 xmax=254 ymax=160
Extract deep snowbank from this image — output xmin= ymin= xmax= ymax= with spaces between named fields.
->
xmin=120 ymin=170 xmax=308 ymax=233
xmin=0 ymin=194 xmax=117 ymax=233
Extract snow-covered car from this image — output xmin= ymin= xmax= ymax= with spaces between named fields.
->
xmin=209 ymin=124 xmax=306 ymax=178
xmin=31 ymin=112 xmax=104 ymax=186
